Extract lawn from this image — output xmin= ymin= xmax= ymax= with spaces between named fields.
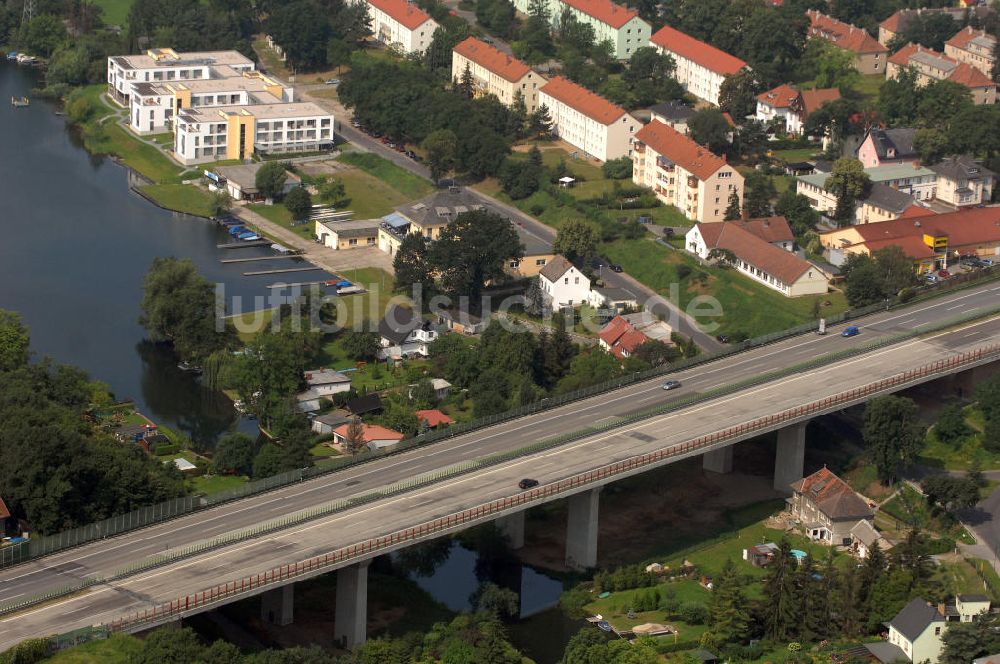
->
xmin=309 ymin=442 xmax=341 ymax=457
xmin=83 ymin=121 xmax=183 ymax=184
xmin=92 ymin=0 xmax=133 ymax=24
xmin=854 ymin=74 xmax=886 ymax=102
xmin=46 ymin=633 xmax=143 ymax=663
xmin=247 ymin=202 xmax=311 ymax=239
xmin=187 ymin=473 xmax=248 ymax=495
xmin=338 ymin=168 xmax=417 ymax=218
xmin=921 ymin=406 xmax=1000 ymax=470
xmin=140 ymin=184 xmax=217 ymax=217
xmin=601 ymin=236 xmax=848 ymax=338
xmin=880 ymin=484 xmax=931 ymax=529
xmin=771 ymin=147 xmax=822 ymax=163
xmin=337 ymin=152 xmax=433 ymax=199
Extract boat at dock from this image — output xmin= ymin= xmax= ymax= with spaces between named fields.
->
xmin=15 ymin=54 xmax=37 ymax=66
xmin=6 ymin=52 xmax=17 ymax=61
xmin=10 ymin=96 xmax=29 ymax=107
xmin=177 ymin=361 xmax=203 ymax=373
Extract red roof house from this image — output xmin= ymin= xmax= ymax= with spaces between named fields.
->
xmin=416 ymin=409 xmax=454 ymax=428
xmin=598 ymin=315 xmax=652 ymax=360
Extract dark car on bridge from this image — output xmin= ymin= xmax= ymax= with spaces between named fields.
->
xmin=518 ymin=478 xmax=539 ymax=490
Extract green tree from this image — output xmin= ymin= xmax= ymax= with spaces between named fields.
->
xmin=393 ymin=233 xmax=433 ymax=294
xmin=284 ymin=186 xmax=312 ymax=220
xmin=824 ymin=158 xmax=871 ymax=226
xmin=139 ymin=257 xmax=228 ymax=362
xmin=863 ymin=395 xmax=924 ymax=484
xmin=708 ymin=559 xmax=751 ymax=645
xmin=0 ymin=310 xmax=30 ymax=372
xmin=472 ymin=582 xmax=520 ymax=618
xmin=428 ymin=209 xmax=523 ymax=299
xmin=252 ymin=443 xmax=286 ymax=479
xmin=410 ymin=377 xmax=438 ymax=409
xmin=718 ymin=67 xmax=762 ymax=120
xmin=761 ymin=540 xmax=798 ymax=641
xmin=922 ymin=475 xmax=980 ymax=516
xmin=318 ymin=178 xmax=349 ymax=206
xmin=914 ymin=127 xmax=950 ymax=164
xmin=879 ymin=65 xmax=921 ymax=126
xmin=342 ymin=328 xmax=381 ymax=362
xmin=210 ymin=190 xmax=232 ymax=217
xmin=528 ymin=103 xmax=553 ymax=138
xmin=810 ymin=40 xmax=861 ymax=90
xmin=601 ymin=156 xmax=633 ymax=179
xmin=458 ymin=62 xmax=475 ymax=98
xmin=265 ymin=1 xmax=333 ymax=70
xmin=21 ymin=14 xmax=68 ymax=57
xmin=255 ymin=161 xmax=289 ymax=200
xmin=688 ymin=108 xmax=732 ymax=155
xmin=422 ymin=128 xmax=458 ymax=183
xmin=942 ymin=612 xmax=1000 ymax=664
xmin=917 ymin=79 xmax=973 ymax=128
xmin=553 ymin=219 xmax=599 ymax=264
xmin=723 ymin=189 xmax=742 ymax=221
xmin=132 ymin=626 xmax=206 ymax=664
xmin=934 ymin=404 xmax=970 ymax=445
xmin=774 ymin=189 xmax=818 ymax=238
xmin=743 ymin=171 xmax=776 ymax=218
xmin=212 ymin=432 xmax=257 ymax=475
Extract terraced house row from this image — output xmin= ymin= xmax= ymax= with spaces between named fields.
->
xmin=107 ymin=48 xmax=335 ymax=165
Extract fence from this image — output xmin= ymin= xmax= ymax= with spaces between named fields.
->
xmin=103 ymin=341 xmax=1000 ymax=635
xmin=3 ymin=274 xmax=999 ymax=573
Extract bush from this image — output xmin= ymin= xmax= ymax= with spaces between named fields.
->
xmin=922 ymin=536 xmax=955 ymax=555
xmin=284 ymin=187 xmax=313 ymax=220
xmin=678 ymin=601 xmax=709 ymax=625
xmin=602 ymin=156 xmax=633 ymax=179
xmin=653 ymin=639 xmax=703 ymax=655
xmin=152 ymin=442 xmax=181 ymax=456
xmin=676 ymin=264 xmax=692 ymax=280
xmin=0 ymin=638 xmax=50 ymax=664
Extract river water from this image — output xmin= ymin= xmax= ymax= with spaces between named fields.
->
xmin=0 ymin=62 xmax=308 ymax=446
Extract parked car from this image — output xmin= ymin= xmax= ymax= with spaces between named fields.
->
xmin=663 ymin=227 xmax=675 ymax=236
xmin=518 ymin=478 xmax=539 ymax=490
xmin=716 ymin=334 xmax=730 ymax=343
xmin=938 ymin=269 xmax=951 ymax=278
xmin=982 ymin=259 xmax=995 ymax=267
xmin=926 ymin=273 xmax=940 ymax=284
xmin=662 ymin=380 xmax=682 ymax=390
xmin=609 ymin=263 xmax=623 ymax=273
xmin=842 ymin=326 xmax=860 ymax=337
xmin=325 ymin=78 xmax=340 ymax=85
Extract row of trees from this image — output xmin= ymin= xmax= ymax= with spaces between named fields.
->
xmin=0 ymin=310 xmax=186 ymax=534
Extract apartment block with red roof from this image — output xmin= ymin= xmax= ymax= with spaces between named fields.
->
xmin=538 ymin=76 xmax=638 ymax=161
xmin=819 ymin=207 xmax=1000 ymax=274
xmin=511 ymin=0 xmax=650 ymax=59
xmin=361 ymin=0 xmax=439 ymax=54
xmin=451 ymin=37 xmax=546 ymax=112
xmin=806 ymin=10 xmax=888 ymax=75
xmin=945 ymin=27 xmax=997 ymax=78
xmin=648 ymin=25 xmax=747 ymax=106
xmin=755 ymin=84 xmax=840 ymax=135
xmin=685 ymin=217 xmax=829 ymax=297
xmin=878 ymin=7 xmax=994 ymax=47
xmin=887 ymin=43 xmax=996 ymax=105
xmin=631 ymin=120 xmax=744 ymax=223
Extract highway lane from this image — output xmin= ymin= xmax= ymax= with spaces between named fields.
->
xmin=1 ymin=281 xmax=999 ymax=607
xmin=2 ymin=315 xmax=1000 ymax=648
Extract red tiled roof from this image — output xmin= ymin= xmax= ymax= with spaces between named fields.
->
xmin=697 ymin=221 xmax=817 ymax=285
xmin=633 ymin=120 xmax=731 ymax=181
xmin=612 ymin=328 xmax=650 ymax=359
xmin=650 ymin=25 xmax=747 ymax=76
xmin=757 ymin=83 xmax=801 ymax=109
xmin=740 ymin=216 xmax=795 ymax=244
xmin=333 ymin=423 xmax=405 ymax=443
xmin=888 ymin=42 xmax=921 ymax=67
xmin=800 ymin=88 xmax=841 ymax=115
xmin=416 ymin=409 xmax=454 ymax=427
xmin=453 ymin=37 xmax=533 ymax=83
xmin=947 ymin=26 xmax=994 ymax=51
xmin=791 ymin=467 xmax=874 ymax=520
xmin=366 ymin=0 xmax=435 ymax=30
xmin=539 ymin=76 xmax=628 ymax=125
xmin=561 ymin=0 xmax=639 ymax=29
xmin=0 ymin=497 xmax=10 ymax=520
xmin=598 ymin=315 xmax=632 ymax=347
xmin=950 ymin=61 xmax=995 ymax=89
xmin=598 ymin=316 xmax=651 ymax=359
xmin=879 ymin=10 xmax=904 ymax=34
xmin=807 ymin=10 xmax=887 ymax=55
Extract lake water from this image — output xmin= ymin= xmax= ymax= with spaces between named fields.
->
xmin=0 ymin=62 xmax=314 ymax=447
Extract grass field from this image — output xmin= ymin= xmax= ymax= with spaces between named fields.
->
xmin=338 ymin=168 xmax=418 ymax=218
xmin=140 ymin=184 xmax=217 ymax=217
xmin=337 ymin=152 xmax=433 ymax=199
xmin=601 ymin=236 xmax=847 ymax=338
xmin=93 ymin=0 xmax=133 ymax=25
xmin=188 ymin=473 xmax=248 ymax=495
xmin=247 ymin=203 xmax=310 ymax=238
xmin=921 ymin=406 xmax=1000 ymax=470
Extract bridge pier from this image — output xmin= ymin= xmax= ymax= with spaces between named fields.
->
xmin=334 ymin=560 xmax=370 ymax=649
xmin=774 ymin=422 xmax=807 ymax=493
xmin=702 ymin=446 xmax=734 ymax=474
xmin=565 ymin=488 xmax=600 ymax=570
xmin=261 ymin=584 xmax=294 ymax=626
xmin=497 ymin=511 xmax=525 ymax=550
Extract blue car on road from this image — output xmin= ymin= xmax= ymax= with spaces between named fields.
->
xmin=842 ymin=326 xmax=860 ymax=337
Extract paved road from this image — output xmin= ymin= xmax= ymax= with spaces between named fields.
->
xmin=0 ymin=284 xmax=1000 ymax=644
xmin=1 ymin=284 xmax=999 ymax=646
xmin=298 ymin=85 xmax=722 ymax=350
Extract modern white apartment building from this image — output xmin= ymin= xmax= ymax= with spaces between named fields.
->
xmin=107 ymin=48 xmax=255 ymax=107
xmin=538 ymin=76 xmax=637 ymax=162
xmin=511 ymin=0 xmax=649 ymax=59
xmin=649 ymin=25 xmax=746 ymax=107
xmin=631 ymin=120 xmax=744 ymax=223
xmin=451 ymin=37 xmax=546 ymax=112
xmin=174 ymin=102 xmax=334 ymax=165
xmin=557 ymin=0 xmax=650 ymax=60
xmin=359 ymin=0 xmax=439 ymax=54
xmin=126 ymin=68 xmax=293 ymax=134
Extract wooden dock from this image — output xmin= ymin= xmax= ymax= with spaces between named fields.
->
xmin=267 ymin=281 xmax=329 ymax=289
xmin=220 ymin=255 xmax=304 ymax=264
xmin=217 ymin=240 xmax=272 ymax=249
xmin=244 ymin=266 xmax=324 ymax=276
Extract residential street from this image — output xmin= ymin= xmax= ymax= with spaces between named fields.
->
xmin=295 ymin=82 xmax=723 ymax=350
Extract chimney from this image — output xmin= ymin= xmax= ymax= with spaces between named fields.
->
xmin=937 ymin=602 xmax=946 ymax=617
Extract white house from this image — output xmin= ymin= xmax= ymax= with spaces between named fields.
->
xmin=557 ymin=0 xmax=651 ymax=60
xmin=296 ymin=368 xmax=351 ymax=412
xmin=885 ymin=599 xmax=947 ymax=663
xmin=649 ymin=25 xmax=747 ymax=107
xmin=358 ymin=0 xmax=439 ymax=54
xmin=686 ymin=218 xmax=830 ymax=297
xmin=755 ymin=84 xmax=840 ymax=136
xmin=377 ymin=305 xmax=438 ymax=360
xmin=538 ymin=76 xmax=638 ymax=162
xmin=538 ymin=255 xmax=591 ymax=308
xmin=107 ymin=48 xmax=256 ymax=108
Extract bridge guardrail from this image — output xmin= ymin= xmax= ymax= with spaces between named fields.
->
xmin=104 ymin=340 xmax=1000 ymax=635
xmin=1 ymin=271 xmax=998 ymax=572
xmin=2 ymin=304 xmax=999 ymax=618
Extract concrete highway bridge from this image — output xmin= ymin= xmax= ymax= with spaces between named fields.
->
xmin=3 ymin=281 xmax=1000 ymax=651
